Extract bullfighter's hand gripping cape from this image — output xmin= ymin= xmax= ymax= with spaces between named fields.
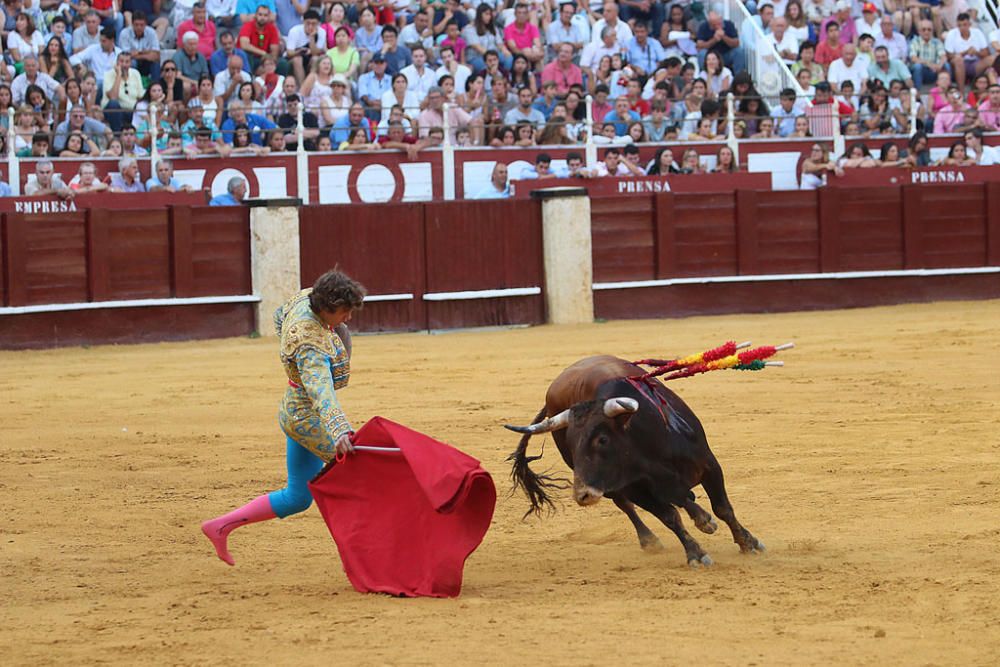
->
xmin=309 ymin=418 xmax=496 ymax=598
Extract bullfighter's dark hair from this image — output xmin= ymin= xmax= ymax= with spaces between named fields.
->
xmin=309 ymin=269 xmax=366 ymax=314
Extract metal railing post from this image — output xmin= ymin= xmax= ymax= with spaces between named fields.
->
xmin=726 ymin=93 xmax=740 ymax=165
xmin=585 ymin=94 xmax=597 ymax=168
xmin=441 ymin=102 xmax=455 ymax=200
xmin=909 ymin=87 xmax=918 ymax=138
xmin=296 ymin=101 xmax=309 ymax=204
xmin=8 ymin=107 xmax=19 ymax=195
xmin=832 ymin=106 xmax=845 ymax=158
xmin=149 ymin=103 xmax=160 ymax=167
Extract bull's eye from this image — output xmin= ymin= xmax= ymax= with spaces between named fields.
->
xmin=596 ymin=435 xmax=609 ymax=448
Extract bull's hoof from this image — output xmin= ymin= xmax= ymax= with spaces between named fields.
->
xmin=696 ymin=517 xmax=718 ymax=535
xmin=640 ymin=535 xmax=665 ymax=553
xmin=687 ymin=554 xmax=713 ymax=568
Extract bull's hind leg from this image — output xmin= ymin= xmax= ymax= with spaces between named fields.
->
xmin=684 ymin=499 xmax=718 ymax=535
xmin=701 ymin=463 xmax=765 ymax=554
xmin=612 ymin=496 xmax=664 ymax=552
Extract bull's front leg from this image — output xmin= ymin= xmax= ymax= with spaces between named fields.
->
xmin=630 ymin=492 xmax=713 ymax=567
xmin=610 ymin=495 xmax=664 ymax=552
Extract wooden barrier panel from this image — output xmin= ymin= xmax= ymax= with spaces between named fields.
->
xmin=87 ymin=208 xmax=172 ymax=301
xmin=299 ymin=203 xmax=427 ymax=331
xmin=752 ymin=190 xmax=821 ymax=275
xmin=836 ymin=187 xmax=904 ymax=271
xmin=902 ymin=184 xmax=988 ymax=269
xmin=591 ymin=197 xmax=655 ymax=282
xmin=672 ymin=192 xmax=738 ymax=277
xmin=3 ymin=211 xmax=89 ymax=306
xmin=0 ymin=214 xmax=6 ymax=306
xmin=423 ymin=199 xmax=544 ymax=329
xmin=186 ymin=206 xmax=252 ymax=297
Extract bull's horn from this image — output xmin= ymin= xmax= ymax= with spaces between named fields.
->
xmin=603 ymin=397 xmax=639 ymax=418
xmin=504 ymin=409 xmax=570 ymax=434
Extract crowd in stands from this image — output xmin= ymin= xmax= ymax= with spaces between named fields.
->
xmin=0 ymin=0 xmax=998 ymax=196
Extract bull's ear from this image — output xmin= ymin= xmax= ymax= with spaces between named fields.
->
xmin=614 ymin=411 xmax=636 ymax=432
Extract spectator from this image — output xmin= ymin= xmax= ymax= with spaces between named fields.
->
xmin=822 ymin=1 xmax=857 ymax=45
xmin=772 ymin=88 xmax=799 ymax=136
xmin=695 ymin=10 xmax=743 ymax=75
xmin=401 ymin=45 xmax=436 ymax=103
xmin=473 ymin=162 xmax=509 ymax=199
xmin=546 ymin=3 xmax=585 ymax=62
xmin=48 ymin=16 xmax=72 ymax=53
xmin=7 ymin=11 xmax=44 ymax=62
xmin=644 ymin=100 xmax=671 ymax=142
xmin=354 ymin=7 xmax=384 ymax=68
xmin=856 ymin=32 xmax=876 ymax=69
xmin=70 ymin=162 xmax=109 ymax=194
xmin=800 ymin=143 xmax=841 ymax=189
xmin=39 ymin=37 xmax=75 ymax=84
xmin=508 ymin=53 xmax=537 ymax=96
xmin=52 ymin=106 xmax=112 ymax=153
xmin=869 ymin=46 xmax=913 ymax=89
xmin=286 ymin=9 xmax=327 ymax=84
xmin=69 ymin=26 xmax=120 ymax=83
xmin=928 ymin=69 xmax=953 ymax=114
xmin=874 ymin=14 xmax=908 ymax=62
xmin=209 ymin=176 xmax=247 ymax=205
xmin=626 ymin=22 xmax=664 ymax=77
xmin=399 ymin=8 xmax=433 ymax=54
xmin=26 ymin=159 xmax=73 ymax=198
xmin=146 ymin=160 xmax=194 ymax=192
xmin=358 ymin=53 xmax=391 ymax=121
xmin=185 ymin=125 xmax=232 ymax=157
xmin=978 ymin=83 xmax=1000 ymax=130
xmin=591 ymin=2 xmax=632 ymax=49
xmin=503 ymin=3 xmax=543 ymax=69
xmin=207 ymin=0 xmax=240 ymax=33
xmin=933 ymin=85 xmax=969 ymax=133
xmin=565 ymin=152 xmax=591 ymax=178
xmin=210 ymin=31 xmax=251 ymax=77
xmin=854 ymin=3 xmax=880 ymax=43
xmin=520 ymin=152 xmax=566 ymax=180
xmin=176 ymin=3 xmax=217 ymax=61
xmin=647 ymin=146 xmax=679 ymax=175
xmin=236 ymin=0 xmax=275 ymax=23
xmin=379 ymin=25 xmax=412 ymax=76
xmin=326 ymin=25 xmax=361 ymax=80
xmin=276 ymin=94 xmax=320 ymax=151
xmin=436 ymin=45 xmax=471 ymax=94
xmin=19 ymin=132 xmax=52 ymax=158
xmin=603 ymin=95 xmax=640 ymax=136
xmin=121 ymin=123 xmax=150 ymax=157
xmin=504 ymin=85 xmax=546 ymax=128
xmin=769 ymin=17 xmax=799 ymax=67
xmin=793 ymin=40 xmax=824 ymax=85
xmin=240 ymin=5 xmax=281 ymax=73
xmin=11 ymin=54 xmax=62 ymax=106
xmin=581 ymin=27 xmax=622 ymax=76
xmin=963 ymin=128 xmax=999 ymax=165
xmin=417 ymin=85 xmax=479 ymax=142
xmin=274 ymin=0 xmax=306 ymax=36
xmin=909 ymin=19 xmax=947 ymax=88
xmin=815 ymin=22 xmax=843 ymax=68
xmin=838 ymin=142 xmax=879 ymax=168
xmin=109 ymin=157 xmax=146 ymax=193
xmin=594 ymin=147 xmax=630 ymax=176
xmin=532 ymin=80 xmax=559 ymax=118
xmin=380 ymin=72 xmax=420 ymax=123
xmin=329 ymin=102 xmax=372 ymax=145
xmin=828 ymin=44 xmax=868 ymax=94
xmin=944 ymin=13 xmax=991 ymax=91
xmin=936 ymin=140 xmax=976 ymax=166
xmin=215 ymin=53 xmax=252 ymax=104
xmin=714 ymin=145 xmax=739 ymax=173
xmin=58 ymin=130 xmax=99 ymax=157
xmin=174 ymin=32 xmax=212 ymax=95
xmin=537 ymin=113 xmax=573 ymax=144
xmin=120 ymin=12 xmax=162 ymax=81
xmin=541 ymin=43 xmax=583 ymax=96
xmin=376 ymin=120 xmax=428 ymax=158
xmin=221 ymin=100 xmax=277 ymax=144
xmin=621 ymin=144 xmax=646 ymax=175
xmin=72 ymin=11 xmax=102 ymax=54
xmin=102 ymin=51 xmax=145 ymax=133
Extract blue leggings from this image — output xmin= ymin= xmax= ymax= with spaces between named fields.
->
xmin=268 ymin=436 xmax=325 ymax=518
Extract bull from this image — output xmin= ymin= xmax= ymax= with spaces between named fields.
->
xmin=505 ymin=355 xmax=764 ymax=566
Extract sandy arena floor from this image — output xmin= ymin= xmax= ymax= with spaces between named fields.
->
xmin=2 ymin=300 xmax=1000 ymax=666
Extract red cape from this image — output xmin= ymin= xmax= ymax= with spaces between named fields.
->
xmin=308 ymin=417 xmax=496 ymax=598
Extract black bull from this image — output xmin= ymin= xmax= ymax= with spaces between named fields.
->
xmin=506 ymin=355 xmax=764 ymax=566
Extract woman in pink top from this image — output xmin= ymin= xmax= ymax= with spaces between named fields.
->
xmin=928 ymin=70 xmax=952 ymax=115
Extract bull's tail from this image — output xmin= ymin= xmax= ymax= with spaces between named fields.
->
xmin=506 ymin=406 xmax=570 ymax=519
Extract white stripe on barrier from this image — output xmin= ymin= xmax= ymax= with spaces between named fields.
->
xmin=423 ymin=287 xmax=542 ymax=301
xmin=364 ymin=293 xmax=415 ymax=302
xmin=0 ymin=294 xmax=260 ymax=315
xmin=592 ymin=267 xmax=1000 ymax=291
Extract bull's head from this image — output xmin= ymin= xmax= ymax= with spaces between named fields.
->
xmin=506 ymin=397 xmax=639 ymax=506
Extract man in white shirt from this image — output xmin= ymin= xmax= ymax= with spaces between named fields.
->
xmin=963 ymin=128 xmax=999 ymax=165
xmin=873 ymin=14 xmax=908 ymax=61
xmin=285 ymin=9 xmax=327 ymax=84
xmin=546 ymin=2 xmax=585 ymax=60
xmin=593 ymin=147 xmax=631 ymax=176
xmin=69 ymin=26 xmax=121 ymax=84
xmin=435 ymin=45 xmax=471 ymax=94
xmin=72 ymin=11 xmax=101 ymax=54
xmin=590 ymin=1 xmax=632 ymax=47
xmin=399 ymin=10 xmax=435 ymax=54
xmin=214 ymin=54 xmax=252 ymax=104
xmin=11 ymin=54 xmax=62 ymax=105
xmin=580 ymin=25 xmax=622 ymax=72
xmin=769 ymin=17 xmax=799 ymax=65
xmin=944 ymin=12 xmax=992 ymax=91
xmin=827 ymin=44 xmax=868 ymax=94
xmin=400 ymin=45 xmax=438 ymax=103
xmin=474 ymin=162 xmax=509 ymax=199
xmin=854 ymin=3 xmax=879 ymax=43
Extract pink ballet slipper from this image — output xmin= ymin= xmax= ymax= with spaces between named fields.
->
xmin=201 ymin=495 xmax=276 ymax=566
